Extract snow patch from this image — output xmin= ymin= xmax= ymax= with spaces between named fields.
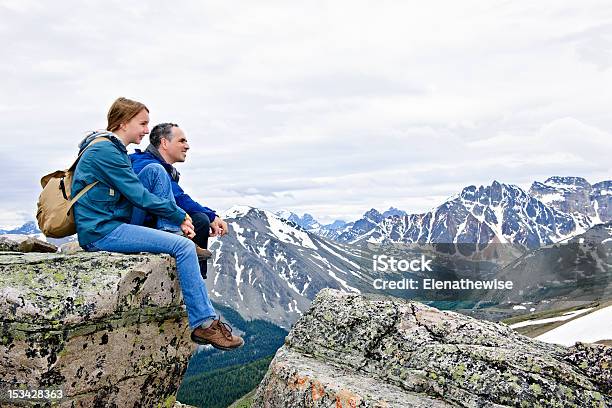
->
xmin=231 ymin=222 xmax=247 ymax=247
xmin=266 ymin=212 xmax=317 ymax=249
xmin=316 ymin=239 xmax=360 ymax=269
xmin=223 ymin=205 xmax=253 ymax=219
xmin=538 ymin=192 xmax=565 ymax=204
xmin=234 ymin=253 xmax=244 ymax=301
xmin=510 ymin=307 xmax=594 ymax=329
xmin=535 ymin=306 xmax=611 ymax=346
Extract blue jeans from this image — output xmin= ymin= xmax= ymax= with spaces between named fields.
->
xmin=84 ymin=164 xmax=216 ymax=329
xmin=134 ymin=164 xmax=211 ymax=280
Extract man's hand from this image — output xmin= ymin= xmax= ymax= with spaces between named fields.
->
xmin=181 ymin=214 xmax=196 ymax=239
xmin=210 ymin=217 xmax=229 ymax=237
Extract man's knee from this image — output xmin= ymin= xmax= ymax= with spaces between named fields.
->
xmin=139 ymin=163 xmax=166 ymax=177
xmin=191 ymin=213 xmax=210 ymax=233
xmin=138 ymin=163 xmax=171 ymax=192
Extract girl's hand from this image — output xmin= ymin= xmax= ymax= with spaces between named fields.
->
xmin=181 ymin=215 xmax=196 ymax=239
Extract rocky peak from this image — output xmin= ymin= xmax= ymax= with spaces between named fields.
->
xmin=529 ymin=176 xmax=604 ymax=221
xmin=382 ymin=207 xmax=406 ymax=218
xmin=460 ymin=180 xmax=527 ymax=206
xmin=591 ymin=181 xmax=612 ymax=223
xmin=363 ymin=208 xmax=384 ymax=223
xmin=323 ymin=219 xmax=348 ymax=230
xmin=253 ymin=289 xmax=610 ymax=407
xmin=593 ymin=180 xmax=612 ymax=191
xmin=286 ymin=213 xmax=321 ymax=230
xmin=0 ymin=220 xmax=41 ymax=235
xmin=544 ymin=176 xmax=591 ymax=188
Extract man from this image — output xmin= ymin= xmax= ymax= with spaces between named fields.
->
xmin=129 ymin=123 xmax=229 ymax=279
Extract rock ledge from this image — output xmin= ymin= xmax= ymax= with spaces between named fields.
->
xmin=253 ymin=289 xmax=611 ymax=407
xmin=0 ymin=251 xmax=194 ymax=407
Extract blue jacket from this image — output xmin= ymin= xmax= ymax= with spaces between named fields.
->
xmin=72 ymin=132 xmax=187 ymax=247
xmin=129 ymin=147 xmax=217 ymax=222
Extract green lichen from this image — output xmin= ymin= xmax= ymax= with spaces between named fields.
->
xmin=529 ymin=383 xmax=542 ymax=396
xmin=452 ymin=363 xmax=466 ymax=381
xmin=52 ymin=271 xmax=66 ymax=281
xmin=588 ymin=390 xmax=603 ymax=402
xmin=158 ymin=394 xmax=176 ymax=408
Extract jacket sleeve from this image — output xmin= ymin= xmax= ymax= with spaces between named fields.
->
xmin=90 ymin=145 xmax=186 ymax=225
xmin=172 ymin=181 xmax=217 ymax=221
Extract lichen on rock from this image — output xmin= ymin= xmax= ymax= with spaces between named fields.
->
xmin=0 ymin=251 xmax=194 ymax=407
xmin=252 ymin=289 xmax=611 ymax=407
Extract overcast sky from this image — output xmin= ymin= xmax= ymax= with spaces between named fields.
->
xmin=1 ymin=0 xmax=611 ymax=227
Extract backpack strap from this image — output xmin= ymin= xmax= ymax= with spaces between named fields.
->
xmin=66 ymin=135 xmax=112 ymax=210
xmin=68 ymin=135 xmax=111 ymax=171
xmin=67 ymin=180 xmax=99 ymax=210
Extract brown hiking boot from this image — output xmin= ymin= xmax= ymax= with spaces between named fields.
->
xmin=191 ymin=319 xmax=244 ymax=350
xmin=168 ymin=231 xmax=212 ymax=260
xmin=196 ymin=246 xmax=212 ymax=260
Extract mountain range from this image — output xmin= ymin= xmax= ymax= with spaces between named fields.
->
xmin=208 ymin=206 xmax=371 ymax=327
xmin=0 ymin=221 xmax=40 ymax=235
xmin=291 ymin=177 xmax=609 ymax=251
xmin=276 ymin=207 xmax=407 ymax=242
xmin=2 ymin=176 xmax=610 ymax=327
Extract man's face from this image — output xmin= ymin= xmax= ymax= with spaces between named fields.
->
xmin=161 ymin=127 xmax=189 ymax=164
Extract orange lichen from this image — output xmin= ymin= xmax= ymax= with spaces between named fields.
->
xmin=311 ymin=380 xmax=325 ymax=400
xmin=287 ymin=374 xmax=310 ymax=391
xmin=335 ymin=389 xmax=361 ymax=407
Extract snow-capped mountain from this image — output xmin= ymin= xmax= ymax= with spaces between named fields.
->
xmin=529 ymin=176 xmax=611 ymax=223
xmin=0 ymin=221 xmax=40 ymax=235
xmin=332 ymin=208 xmax=384 ymax=243
xmin=0 ymin=221 xmax=49 ymax=242
xmin=382 ymin=207 xmax=407 ymax=218
xmin=0 ymin=220 xmax=75 ymax=246
xmin=318 ymin=207 xmax=404 ymax=242
xmin=275 ymin=210 xmax=361 ymax=242
xmin=488 ymin=221 xmax=612 ymax=306
xmin=208 ymin=206 xmax=372 ymax=327
xmin=276 ymin=208 xmax=408 ymax=243
xmin=322 ymin=220 xmax=348 ymax=230
xmin=275 ymin=211 xmax=322 ymax=230
xmin=313 ymin=220 xmax=350 ymax=241
xmin=355 ymin=181 xmax=592 ymax=250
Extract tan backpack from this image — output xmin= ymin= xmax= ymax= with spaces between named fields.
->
xmin=36 ymin=137 xmax=109 ymax=238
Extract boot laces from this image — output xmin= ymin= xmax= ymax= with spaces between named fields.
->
xmin=216 ymin=319 xmax=233 ymax=340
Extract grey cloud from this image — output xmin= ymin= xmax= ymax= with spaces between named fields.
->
xmin=1 ymin=1 xmax=611 ymax=227
xmin=552 ymin=23 xmax=612 ymax=69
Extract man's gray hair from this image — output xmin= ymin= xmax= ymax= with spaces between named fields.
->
xmin=150 ymin=123 xmax=179 ymax=148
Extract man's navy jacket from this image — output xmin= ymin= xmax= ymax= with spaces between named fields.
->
xmin=130 ymin=148 xmax=217 ymax=222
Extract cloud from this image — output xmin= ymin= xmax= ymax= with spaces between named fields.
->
xmin=1 ymin=1 xmax=611 ymax=227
